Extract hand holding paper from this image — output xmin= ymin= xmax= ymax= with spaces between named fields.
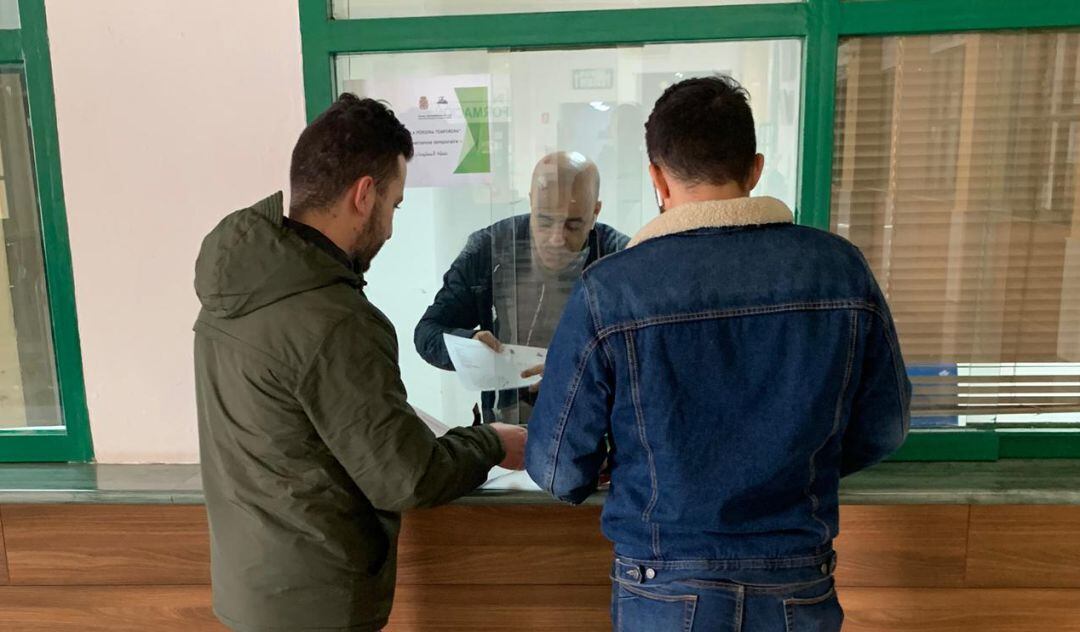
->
xmin=443 ymin=333 xmax=546 ymax=392
xmin=490 ymin=423 xmax=527 ymax=470
xmin=472 ymin=330 xmax=503 ymax=353
xmin=521 ymin=363 xmax=545 ymax=393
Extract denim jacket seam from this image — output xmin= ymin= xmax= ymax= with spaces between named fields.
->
xmin=599 ymin=330 xmax=616 ymax=367
xmin=626 ymin=334 xmax=661 ymax=555
xmin=543 ymin=336 xmax=603 ymax=497
xmin=734 ymin=586 xmax=744 ymax=632
xmin=865 ymin=302 xmax=891 ymax=328
xmin=595 ymin=300 xmax=874 ymax=340
xmin=871 ymin=307 xmax=911 ymax=430
xmin=806 ymin=309 xmax=858 ymax=543
xmin=583 ymin=278 xmax=615 ymax=367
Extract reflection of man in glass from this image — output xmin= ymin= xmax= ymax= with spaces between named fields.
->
xmin=415 ymin=151 xmax=629 ymax=423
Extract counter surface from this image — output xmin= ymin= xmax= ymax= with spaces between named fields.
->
xmin=0 ymin=459 xmax=1077 ymax=505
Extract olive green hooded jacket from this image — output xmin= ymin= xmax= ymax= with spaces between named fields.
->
xmin=194 ymin=192 xmax=503 ymax=631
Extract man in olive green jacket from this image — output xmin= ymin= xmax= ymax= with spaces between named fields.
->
xmin=194 ymin=94 xmax=526 ymax=632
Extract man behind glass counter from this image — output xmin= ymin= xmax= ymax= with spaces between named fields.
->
xmin=414 ymin=151 xmax=629 ymax=423
xmin=526 ymin=76 xmax=912 ymax=631
xmin=194 ymin=94 xmax=527 ymax=632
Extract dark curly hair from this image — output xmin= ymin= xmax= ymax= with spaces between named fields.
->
xmin=289 ymin=93 xmax=414 ymax=213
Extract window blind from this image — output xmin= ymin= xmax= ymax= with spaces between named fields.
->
xmin=832 ymin=32 xmax=1080 ymax=424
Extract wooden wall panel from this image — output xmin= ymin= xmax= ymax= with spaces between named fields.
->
xmin=387 ymin=584 xmax=611 ymax=631
xmin=400 ymin=505 xmax=606 ymax=545
xmin=397 ymin=505 xmax=611 ymax=585
xmin=0 ymin=502 xmax=1075 ymax=631
xmin=0 ymin=506 xmax=9 ymax=585
xmin=0 ymin=586 xmax=225 ymax=631
xmin=399 ymin=505 xmax=976 ymax=588
xmin=2 ymin=505 xmax=209 ymax=586
xmin=834 ymin=505 xmax=970 ymax=587
xmin=841 ymin=588 xmax=1080 ymax=632
xmin=967 ymin=505 xmax=1080 ymax=587
xmin=2 ymin=585 xmax=1079 ymax=632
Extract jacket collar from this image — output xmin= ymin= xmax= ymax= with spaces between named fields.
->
xmin=627 ymin=196 xmax=793 ymax=248
xmin=282 ymin=216 xmax=359 ymax=275
xmin=252 ymin=190 xmax=285 ymax=225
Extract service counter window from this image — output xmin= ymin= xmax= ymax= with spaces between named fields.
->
xmin=334 ymin=41 xmax=802 ymax=425
xmin=302 ymin=0 xmax=1080 ymax=460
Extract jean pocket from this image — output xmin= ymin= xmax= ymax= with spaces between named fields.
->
xmin=616 ymin=582 xmax=697 ymax=632
xmin=783 ymin=586 xmax=844 ymax=632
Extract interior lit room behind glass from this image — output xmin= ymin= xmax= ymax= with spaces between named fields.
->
xmin=337 ymin=40 xmax=802 ymax=425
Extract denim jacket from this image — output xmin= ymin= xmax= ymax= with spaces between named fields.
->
xmin=525 ymin=197 xmax=912 ymax=562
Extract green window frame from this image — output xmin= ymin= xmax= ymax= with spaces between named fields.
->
xmin=298 ymin=0 xmax=1080 ymax=461
xmin=0 ymin=0 xmax=92 ymax=462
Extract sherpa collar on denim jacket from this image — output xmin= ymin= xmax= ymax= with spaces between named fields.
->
xmin=628 ymin=196 xmax=794 ymax=248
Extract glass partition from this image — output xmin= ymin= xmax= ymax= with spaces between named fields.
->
xmin=0 ymin=68 xmax=61 ymax=430
xmin=336 ymin=39 xmax=802 ymax=425
xmin=0 ymin=0 xmax=17 ymax=30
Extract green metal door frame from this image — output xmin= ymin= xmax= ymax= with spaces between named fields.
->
xmin=0 ymin=0 xmax=92 ymax=462
xmin=298 ymin=0 xmax=1080 ymax=460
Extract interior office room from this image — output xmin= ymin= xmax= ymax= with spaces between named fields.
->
xmin=0 ymin=0 xmax=1077 ymax=629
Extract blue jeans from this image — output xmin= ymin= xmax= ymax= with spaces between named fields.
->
xmin=611 ymin=551 xmax=843 ymax=632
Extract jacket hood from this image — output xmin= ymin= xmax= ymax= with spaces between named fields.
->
xmin=194 ymin=192 xmax=360 ymax=318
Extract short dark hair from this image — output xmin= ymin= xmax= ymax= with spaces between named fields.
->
xmin=645 ymin=75 xmax=757 ymax=187
xmin=289 ymin=94 xmax=414 ymax=213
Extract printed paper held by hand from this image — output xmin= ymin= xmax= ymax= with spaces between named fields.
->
xmin=443 ymin=333 xmax=547 ymax=392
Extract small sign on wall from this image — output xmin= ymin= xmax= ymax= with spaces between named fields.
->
xmin=572 ymin=68 xmax=614 ymax=90
xmin=344 ymin=74 xmax=493 ymax=188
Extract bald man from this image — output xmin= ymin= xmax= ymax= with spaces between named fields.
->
xmin=415 ymin=152 xmax=629 ymax=423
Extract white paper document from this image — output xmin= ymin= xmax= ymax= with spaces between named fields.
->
xmin=442 ymin=333 xmax=547 ymax=392
xmin=482 ymin=467 xmax=542 ymax=492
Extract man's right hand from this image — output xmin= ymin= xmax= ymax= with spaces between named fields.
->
xmin=490 ymin=422 xmax=527 ymax=470
xmin=473 ymin=330 xmax=503 ymax=353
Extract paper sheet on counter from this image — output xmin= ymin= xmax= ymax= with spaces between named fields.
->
xmin=412 ymin=407 xmax=541 ymax=491
xmin=443 ymin=333 xmax=546 ymax=392
xmin=481 ymin=467 xmax=542 ymax=491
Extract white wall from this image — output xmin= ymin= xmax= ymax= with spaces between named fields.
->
xmin=47 ymin=0 xmax=305 ymax=462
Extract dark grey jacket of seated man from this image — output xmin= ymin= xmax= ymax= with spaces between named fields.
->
xmin=413 ymin=213 xmax=628 ymax=422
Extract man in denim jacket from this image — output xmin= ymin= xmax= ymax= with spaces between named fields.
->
xmin=525 ymin=76 xmax=912 ymax=631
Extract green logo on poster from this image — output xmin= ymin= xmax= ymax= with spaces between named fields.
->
xmin=455 ymin=86 xmax=490 ymax=175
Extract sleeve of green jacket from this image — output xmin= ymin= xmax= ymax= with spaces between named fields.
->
xmin=296 ymin=311 xmax=504 ymax=512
